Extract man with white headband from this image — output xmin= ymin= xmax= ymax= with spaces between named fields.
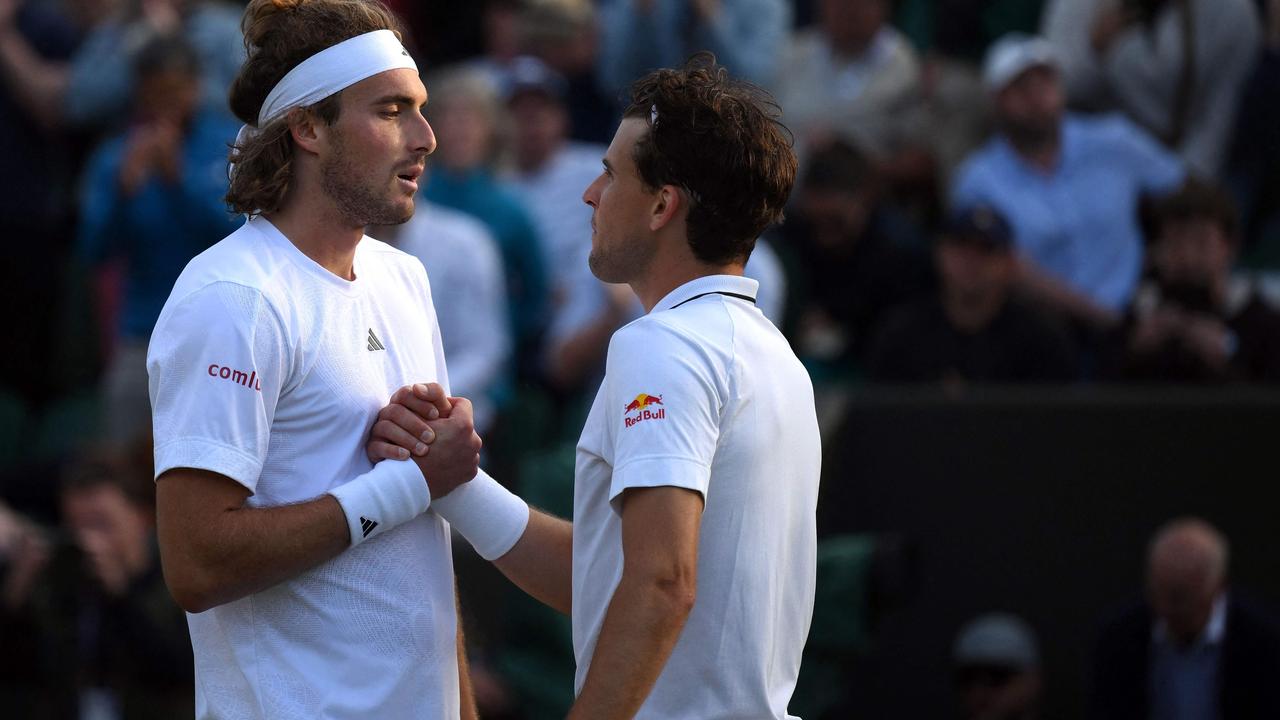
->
xmin=146 ymin=1 xmax=497 ymax=717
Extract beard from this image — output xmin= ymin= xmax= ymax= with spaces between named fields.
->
xmin=320 ymin=132 xmax=414 ymax=227
xmin=588 ymin=228 xmax=655 ymax=285
xmin=1001 ymin=114 xmax=1061 ymax=154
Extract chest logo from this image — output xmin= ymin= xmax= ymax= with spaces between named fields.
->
xmin=623 ymin=393 xmax=665 ymax=428
xmin=367 ymin=328 xmax=386 ymax=352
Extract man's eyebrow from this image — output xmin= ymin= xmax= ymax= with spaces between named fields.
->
xmin=371 ymin=94 xmax=426 ymax=108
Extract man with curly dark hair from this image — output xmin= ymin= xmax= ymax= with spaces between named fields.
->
xmin=372 ymin=54 xmax=822 ymax=719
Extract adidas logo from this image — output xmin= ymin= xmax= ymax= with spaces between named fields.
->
xmin=367 ymin=328 xmax=386 ymax=352
xmin=360 ymin=516 xmax=379 ymax=538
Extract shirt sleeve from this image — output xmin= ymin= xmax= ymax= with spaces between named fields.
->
xmin=147 ymin=281 xmax=290 ymax=493
xmin=1111 ymin=116 xmax=1185 ymax=194
xmin=605 ymin=319 xmax=725 ymax=506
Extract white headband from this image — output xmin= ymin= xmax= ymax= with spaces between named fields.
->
xmin=231 ymin=29 xmax=417 ymax=183
xmin=258 ymin=29 xmax=417 ymax=126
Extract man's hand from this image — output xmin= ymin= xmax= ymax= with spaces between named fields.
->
xmin=366 ymin=383 xmax=453 ymax=462
xmin=77 ymin=527 xmax=135 ymax=597
xmin=412 ymin=396 xmax=482 ymax=500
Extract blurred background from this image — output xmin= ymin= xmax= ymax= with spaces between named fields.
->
xmin=2 ymin=0 xmax=1279 ymax=718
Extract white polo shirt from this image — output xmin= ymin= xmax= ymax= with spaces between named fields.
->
xmin=573 ymin=274 xmax=821 ymax=719
xmin=147 ymin=216 xmax=460 ymax=719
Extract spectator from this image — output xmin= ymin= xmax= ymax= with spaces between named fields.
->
xmin=518 ymin=0 xmax=615 ymax=144
xmin=868 ymin=205 xmax=1078 ymax=385
xmin=1108 ymin=180 xmax=1280 ymax=383
xmin=499 ymin=55 xmax=608 ymax=389
xmin=772 ymin=0 xmax=925 ymax=166
xmin=65 ymin=0 xmax=244 ymax=131
xmin=423 ymin=65 xmax=550 ymax=375
xmin=1093 ymin=518 xmax=1280 ymax=719
xmin=0 ymin=0 xmax=91 ymax=403
xmin=77 ymin=34 xmax=241 ymax=446
xmin=0 ymin=443 xmax=193 ymax=720
xmin=953 ymin=34 xmax=1185 ymax=331
xmin=380 ymin=200 xmax=511 ymax=435
xmin=1226 ymin=0 xmax=1280 ymax=266
xmin=595 ymin=0 xmax=791 ymax=102
xmin=953 ymin=613 xmax=1044 ymax=720
xmin=1042 ymin=0 xmax=1261 ymax=177
xmin=781 ymin=138 xmax=932 ymax=370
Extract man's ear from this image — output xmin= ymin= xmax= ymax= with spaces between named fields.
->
xmin=288 ymin=108 xmax=326 ymax=156
xmin=649 ymin=184 xmax=685 ymax=232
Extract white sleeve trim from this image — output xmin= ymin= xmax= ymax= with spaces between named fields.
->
xmin=154 ymin=437 xmax=265 ymax=492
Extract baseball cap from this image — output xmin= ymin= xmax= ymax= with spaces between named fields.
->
xmin=982 ymin=33 xmax=1058 ymax=93
xmin=941 ymin=205 xmax=1014 ymax=251
xmin=502 ymin=55 xmax=568 ymax=103
xmin=952 ymin=613 xmax=1040 ymax=670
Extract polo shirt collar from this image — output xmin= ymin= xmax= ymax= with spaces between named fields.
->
xmin=651 ymin=274 xmax=759 ymax=314
xmin=1153 ymin=592 xmax=1229 ymax=649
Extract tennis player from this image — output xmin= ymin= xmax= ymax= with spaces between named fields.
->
xmin=373 ymin=55 xmax=822 ymax=719
xmin=147 ymin=1 xmax=496 ymax=717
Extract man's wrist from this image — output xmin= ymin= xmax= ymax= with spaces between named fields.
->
xmin=432 ymin=470 xmax=529 ymax=560
xmin=328 ymin=459 xmax=431 ymax=546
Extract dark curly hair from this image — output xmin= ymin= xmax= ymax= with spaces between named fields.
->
xmin=622 ymin=53 xmax=797 ymax=265
xmin=225 ymin=0 xmax=405 ymax=215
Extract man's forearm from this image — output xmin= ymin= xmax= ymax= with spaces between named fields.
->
xmin=493 ymin=509 xmax=573 ymax=614
xmin=567 ymin=574 xmax=694 ymax=719
xmin=157 ymin=476 xmax=350 ymax=613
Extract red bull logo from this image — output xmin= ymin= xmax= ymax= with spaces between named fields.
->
xmin=623 ymin=393 xmax=665 ymax=428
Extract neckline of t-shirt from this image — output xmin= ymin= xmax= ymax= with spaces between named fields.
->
xmin=652 ymin=275 xmax=760 ymax=315
xmin=248 ymin=216 xmax=366 ymax=297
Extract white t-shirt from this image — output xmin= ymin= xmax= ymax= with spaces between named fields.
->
xmin=573 ymin=274 xmax=821 ymax=720
xmin=147 ymin=216 xmax=460 ymax=720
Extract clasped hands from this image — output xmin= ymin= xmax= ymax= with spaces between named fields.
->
xmin=366 ymin=383 xmax=482 ymax=499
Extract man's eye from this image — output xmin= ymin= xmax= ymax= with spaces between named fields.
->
xmin=382 ymin=110 xmax=401 ymax=118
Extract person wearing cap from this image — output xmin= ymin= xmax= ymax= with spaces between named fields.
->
xmin=146 ymin=1 xmax=494 ymax=717
xmin=1092 ymin=518 xmax=1280 ymax=719
xmin=369 ymin=55 xmax=820 ymax=719
xmin=952 ymin=613 xmax=1044 ymax=720
xmin=952 ymin=33 xmax=1185 ymax=333
xmin=867 ymin=204 xmax=1079 ymax=384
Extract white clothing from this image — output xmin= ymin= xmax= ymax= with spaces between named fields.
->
xmin=772 ymin=26 xmax=924 ymax=161
xmin=147 ymin=216 xmax=460 ymax=720
xmin=1042 ymin=0 xmax=1261 ymax=176
xmin=573 ymin=274 xmax=821 ymax=719
xmin=507 ymin=142 xmax=606 ymax=287
xmin=394 ymin=202 xmax=511 ymax=433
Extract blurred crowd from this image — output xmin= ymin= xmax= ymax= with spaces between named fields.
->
xmin=2 ymin=0 xmax=1279 ymax=718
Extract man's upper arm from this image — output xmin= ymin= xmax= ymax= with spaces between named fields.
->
xmin=154 ymin=467 xmax=252 ymax=592
xmin=148 ymin=281 xmax=288 ymax=492
xmin=605 ymin=321 xmax=724 ymax=506
xmin=617 ymin=486 xmax=704 ymax=581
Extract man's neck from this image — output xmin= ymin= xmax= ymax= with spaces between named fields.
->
xmin=630 ymin=243 xmax=744 ymax=313
xmin=264 ymin=183 xmax=365 ymax=280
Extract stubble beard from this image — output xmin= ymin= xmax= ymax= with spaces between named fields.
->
xmin=588 ymin=226 xmax=655 ymax=285
xmin=320 ymin=131 xmax=414 ymax=227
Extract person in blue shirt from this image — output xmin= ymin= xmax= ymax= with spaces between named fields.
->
xmin=596 ymin=0 xmax=791 ymax=103
xmin=952 ymin=34 xmax=1185 ymax=331
xmin=78 ymin=35 xmax=241 ymax=445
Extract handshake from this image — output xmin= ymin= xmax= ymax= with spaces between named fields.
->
xmin=365 ymin=382 xmax=483 ymax=500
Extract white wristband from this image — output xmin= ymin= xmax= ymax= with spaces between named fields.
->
xmin=431 ymin=469 xmax=530 ymax=560
xmin=328 ymin=459 xmax=431 ymax=546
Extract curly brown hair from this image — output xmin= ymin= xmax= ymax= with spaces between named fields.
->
xmin=225 ymin=0 xmax=405 ymax=215
xmin=622 ymin=53 xmax=797 ymax=265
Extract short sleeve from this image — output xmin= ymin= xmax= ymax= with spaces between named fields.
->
xmin=605 ymin=320 xmax=724 ymax=506
xmin=147 ymin=282 xmax=290 ymax=492
xmin=1110 ymin=117 xmax=1185 ymax=194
